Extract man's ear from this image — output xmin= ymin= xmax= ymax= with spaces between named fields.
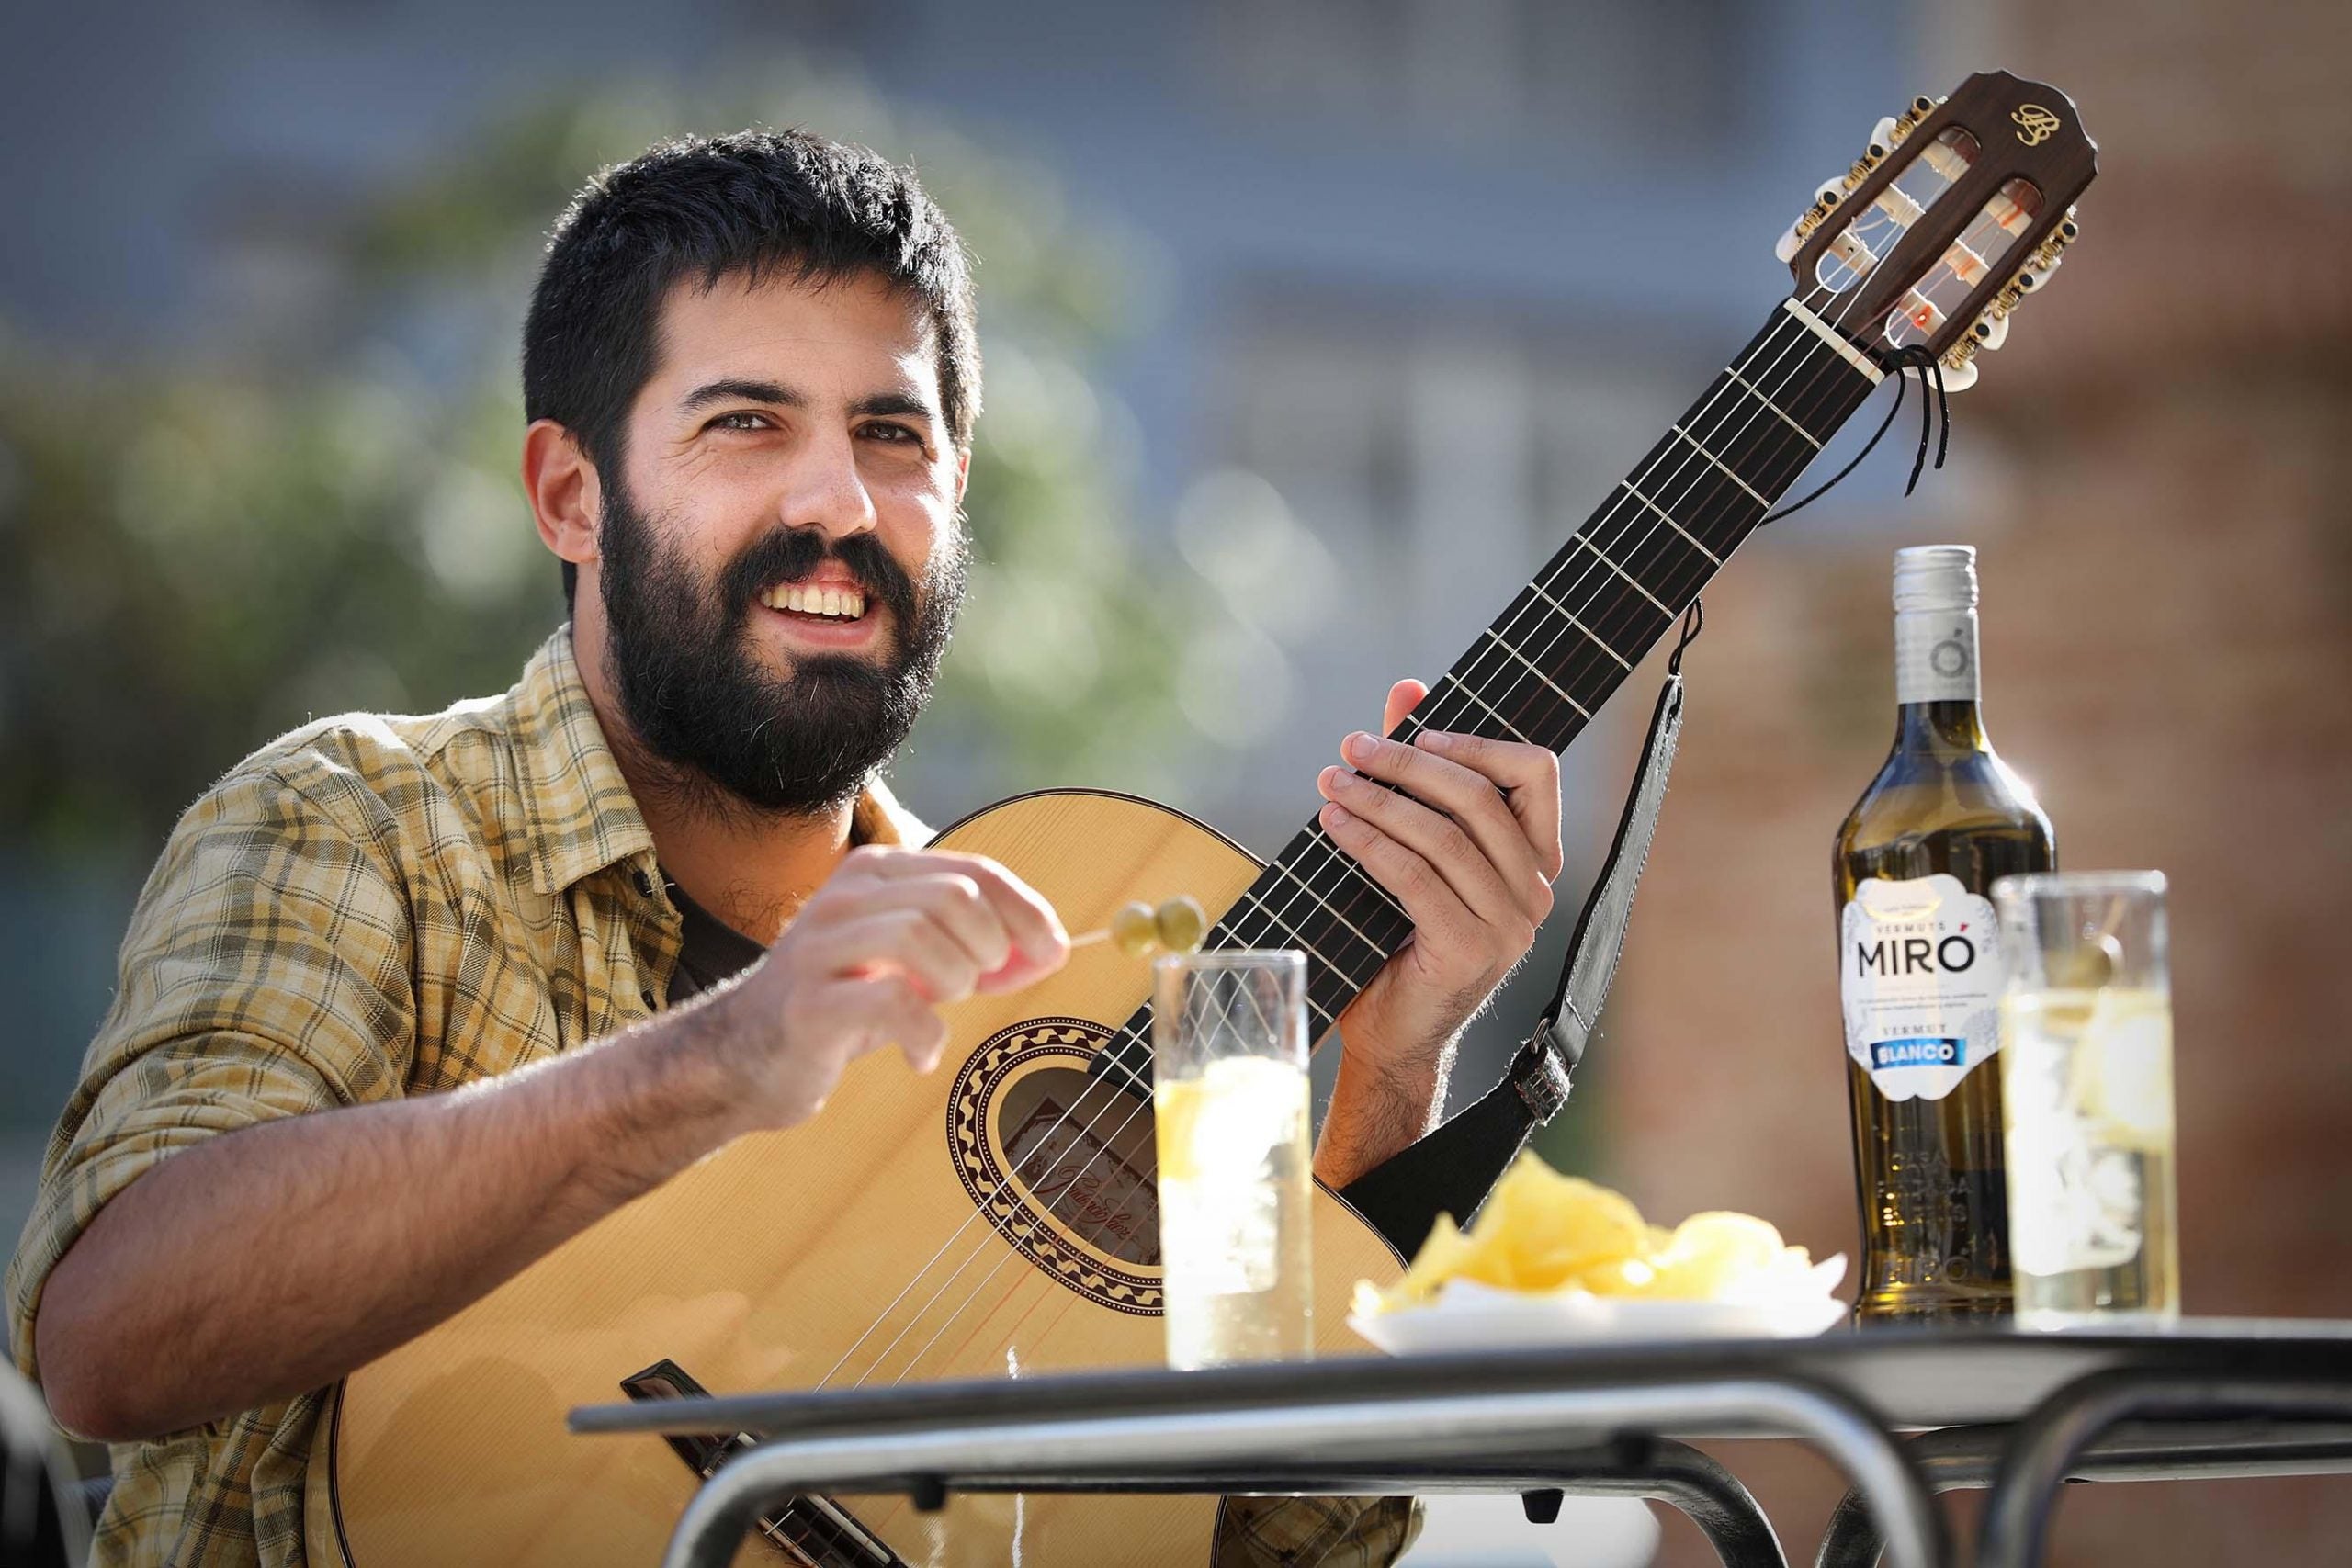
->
xmin=953 ymin=443 xmax=971 ymax=506
xmin=523 ymin=420 xmax=602 ymax=576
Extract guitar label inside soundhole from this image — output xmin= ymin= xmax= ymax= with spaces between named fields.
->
xmin=950 ymin=1018 xmax=1168 ymax=1314
xmin=1002 ymin=1080 xmax=1161 ymax=1266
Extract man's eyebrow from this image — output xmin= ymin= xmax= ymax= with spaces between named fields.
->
xmin=675 ymin=379 xmax=937 ymax=423
xmin=852 ymin=390 xmax=938 ymax=421
xmin=678 ymin=378 xmax=804 ymax=413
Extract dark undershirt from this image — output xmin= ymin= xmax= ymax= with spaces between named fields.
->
xmin=662 ymin=878 xmax=770 ymax=1006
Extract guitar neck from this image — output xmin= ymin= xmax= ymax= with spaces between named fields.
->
xmin=1102 ymin=299 xmax=1885 ymax=1088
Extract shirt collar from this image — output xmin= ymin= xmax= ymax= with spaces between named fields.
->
xmin=508 ymin=626 xmax=930 ymax=898
xmin=510 ymin=626 xmax=658 ymax=897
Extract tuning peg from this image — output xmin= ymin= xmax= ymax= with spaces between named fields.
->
xmin=1781 ymin=97 xmax=1963 ymax=263
xmin=1935 ymin=338 xmax=1982 ymax=392
xmin=1970 ymin=311 xmax=2010 ymax=352
xmin=2029 ymin=209 xmax=2082 ymax=272
xmin=1781 ymin=180 xmax=1849 ymax=253
xmin=1883 ymin=95 xmax=1941 ymax=146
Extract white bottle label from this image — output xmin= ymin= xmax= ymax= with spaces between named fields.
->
xmin=1840 ymin=874 xmax=2004 ymax=1101
xmin=1894 ymin=607 xmax=1980 ymax=704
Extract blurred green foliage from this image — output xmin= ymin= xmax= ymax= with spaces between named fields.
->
xmin=0 ymin=69 xmax=1196 ymax=857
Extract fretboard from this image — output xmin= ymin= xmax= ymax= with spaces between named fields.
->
xmin=1099 ymin=299 xmax=1883 ymax=1092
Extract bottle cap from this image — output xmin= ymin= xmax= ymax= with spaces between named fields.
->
xmin=1893 ymin=545 xmax=1978 ymax=613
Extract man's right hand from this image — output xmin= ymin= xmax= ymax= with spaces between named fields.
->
xmin=706 ymin=846 xmax=1070 ymax=1131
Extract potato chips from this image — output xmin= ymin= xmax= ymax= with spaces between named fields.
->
xmin=1354 ymin=1152 xmax=1828 ymax=1315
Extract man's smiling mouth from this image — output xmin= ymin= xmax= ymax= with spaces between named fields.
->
xmin=759 ymin=583 xmax=867 ymax=622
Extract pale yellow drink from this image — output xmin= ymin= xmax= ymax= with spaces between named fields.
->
xmin=1154 ymin=1055 xmax=1314 ymax=1368
xmin=1151 ymin=950 xmax=1315 ymax=1371
xmin=2000 ymin=986 xmax=2178 ymax=1324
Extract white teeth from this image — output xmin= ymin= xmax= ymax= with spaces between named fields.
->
xmin=763 ymin=584 xmax=866 ymax=619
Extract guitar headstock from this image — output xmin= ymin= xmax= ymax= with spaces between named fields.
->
xmin=1778 ymin=70 xmax=2097 ymax=390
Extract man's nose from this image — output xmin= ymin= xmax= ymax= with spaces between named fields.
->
xmin=780 ymin=428 xmax=879 ymax=540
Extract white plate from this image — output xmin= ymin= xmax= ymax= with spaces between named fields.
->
xmin=1348 ymin=1268 xmax=1849 ymax=1356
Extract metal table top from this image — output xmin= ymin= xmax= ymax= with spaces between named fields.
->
xmin=571 ymin=1317 xmax=2352 ymax=1444
xmin=570 ymin=1319 xmax=2352 ymax=1568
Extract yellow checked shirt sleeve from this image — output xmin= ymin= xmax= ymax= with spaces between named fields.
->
xmin=6 ymin=756 xmax=416 ymax=1395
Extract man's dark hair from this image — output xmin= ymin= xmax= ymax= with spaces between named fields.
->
xmin=524 ymin=128 xmax=981 ymax=608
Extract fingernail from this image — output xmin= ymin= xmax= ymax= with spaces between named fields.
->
xmin=1417 ymin=729 xmax=1451 ymax=750
xmin=1343 ymin=732 xmax=1376 ymax=763
xmin=1320 ymin=802 xmax=1350 ymax=826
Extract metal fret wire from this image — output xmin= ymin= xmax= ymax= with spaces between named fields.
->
xmin=824 ymin=291 xmax=1893 ymax=1393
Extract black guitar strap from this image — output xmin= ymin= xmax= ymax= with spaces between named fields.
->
xmin=1337 ymin=611 xmax=1694 ymax=1258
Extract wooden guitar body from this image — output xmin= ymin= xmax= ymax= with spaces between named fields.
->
xmin=314 ymin=789 xmax=1407 ymax=1567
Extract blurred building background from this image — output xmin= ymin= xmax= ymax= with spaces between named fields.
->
xmin=3 ymin=1 xmax=2346 ymax=1564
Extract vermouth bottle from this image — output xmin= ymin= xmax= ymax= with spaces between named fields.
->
xmin=1835 ymin=546 xmax=2054 ymax=1324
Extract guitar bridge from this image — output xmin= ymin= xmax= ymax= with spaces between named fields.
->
xmin=621 ymin=1359 xmax=905 ymax=1567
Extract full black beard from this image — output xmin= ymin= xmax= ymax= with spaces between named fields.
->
xmin=596 ymin=477 xmax=967 ymax=818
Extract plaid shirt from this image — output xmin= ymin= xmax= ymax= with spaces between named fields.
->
xmin=6 ymin=625 xmax=1416 ymax=1567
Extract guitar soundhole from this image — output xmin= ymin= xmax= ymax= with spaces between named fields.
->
xmin=950 ymin=1018 xmax=1168 ymax=1314
xmin=997 ymin=1066 xmax=1160 ymax=1267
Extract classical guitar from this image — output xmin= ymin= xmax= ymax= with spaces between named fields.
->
xmin=312 ymin=72 xmax=2096 ymax=1566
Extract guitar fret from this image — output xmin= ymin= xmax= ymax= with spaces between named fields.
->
xmin=1617 ymin=480 xmax=1723 ymax=565
xmin=1430 ymin=673 xmax=1534 ymax=745
xmin=1257 ymin=865 xmax=1388 ymax=969
xmin=1216 ymin=902 xmax=1341 ymax=1028
xmin=1669 ymin=424 xmax=1769 ymax=508
xmin=758 ymin=1518 xmax=814 ymax=1564
xmin=1235 ymin=887 xmax=1377 ymax=988
xmin=1480 ymin=627 xmax=1592 ymax=717
xmin=1726 ymin=367 xmax=1823 ymax=449
xmin=1296 ymin=825 xmax=1410 ymax=924
xmin=1570 ymin=534 xmax=1673 ymax=617
xmin=1525 ymin=582 xmax=1634 ymax=671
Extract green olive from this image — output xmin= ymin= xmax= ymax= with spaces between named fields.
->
xmin=1154 ymin=895 xmax=1207 ymax=955
xmin=1109 ymin=901 xmax=1161 ymax=958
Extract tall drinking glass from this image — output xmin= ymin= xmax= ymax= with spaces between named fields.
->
xmin=1150 ymin=950 xmax=1314 ymax=1370
xmin=1994 ymin=872 xmax=2179 ymax=1326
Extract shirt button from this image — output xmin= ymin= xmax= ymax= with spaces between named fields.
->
xmin=640 ymin=988 xmax=657 ymax=1010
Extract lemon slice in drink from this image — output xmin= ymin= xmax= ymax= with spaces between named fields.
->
xmin=2074 ymin=987 xmax=2173 ymax=1148
xmin=1155 ymin=1056 xmax=1305 ymax=1185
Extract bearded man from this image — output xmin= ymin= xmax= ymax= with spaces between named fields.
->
xmin=8 ymin=129 xmax=1561 ymax=1566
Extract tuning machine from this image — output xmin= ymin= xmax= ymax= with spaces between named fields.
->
xmin=1978 ymin=208 xmax=2081 ymax=325
xmin=2028 ymin=208 xmax=2083 ymax=272
xmin=1946 ymin=204 xmax=2080 ymax=382
xmin=1775 ymin=96 xmax=1948 ymax=262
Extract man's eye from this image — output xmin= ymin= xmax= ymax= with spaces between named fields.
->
xmin=862 ymin=423 xmax=919 ymax=445
xmin=709 ymin=412 xmax=769 ymax=432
